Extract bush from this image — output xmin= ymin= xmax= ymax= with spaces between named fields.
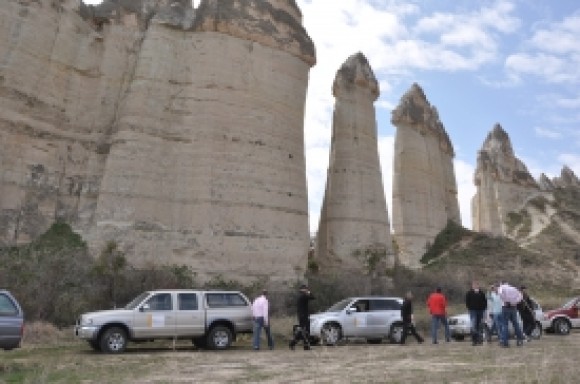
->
xmin=420 ymin=220 xmax=471 ymax=265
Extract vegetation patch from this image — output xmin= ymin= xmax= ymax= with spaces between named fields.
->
xmin=420 ymin=220 xmax=471 ymax=265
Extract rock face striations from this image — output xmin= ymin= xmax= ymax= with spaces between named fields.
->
xmin=391 ymin=84 xmax=460 ymax=268
xmin=471 ymin=124 xmax=539 ymax=236
xmin=316 ymin=53 xmax=394 ymax=275
xmin=0 ymin=0 xmax=315 ymax=283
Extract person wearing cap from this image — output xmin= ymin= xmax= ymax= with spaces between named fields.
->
xmin=426 ymin=287 xmax=450 ymax=344
xmin=252 ymin=289 xmax=274 ymax=350
xmin=289 ymin=284 xmax=314 ymax=350
xmin=516 ymin=286 xmax=535 ymax=341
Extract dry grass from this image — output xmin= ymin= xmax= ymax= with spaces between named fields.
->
xmin=1 ymin=316 xmax=580 ymax=383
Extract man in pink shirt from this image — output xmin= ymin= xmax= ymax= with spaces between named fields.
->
xmin=252 ymin=289 xmax=274 ymax=350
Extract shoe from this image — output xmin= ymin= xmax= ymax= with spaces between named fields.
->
xmin=446 ymin=339 xmax=450 ymax=343
xmin=432 ymin=341 xmax=438 ymax=344
xmin=304 ymin=346 xmax=311 ymax=350
xmin=289 ymin=341 xmax=295 ymax=351
xmin=499 ymin=343 xmax=509 ymax=348
xmin=253 ymin=347 xmax=259 ymax=351
xmin=516 ymin=340 xmax=523 ymax=347
xmin=418 ymin=340 xmax=424 ymax=344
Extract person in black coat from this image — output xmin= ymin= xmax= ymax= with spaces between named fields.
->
xmin=289 ymin=284 xmax=314 ymax=350
xmin=465 ymin=280 xmax=487 ymax=345
xmin=400 ymin=291 xmax=424 ymax=345
xmin=517 ymin=286 xmax=536 ymax=340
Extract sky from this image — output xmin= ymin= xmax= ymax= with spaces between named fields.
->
xmin=84 ymin=0 xmax=580 ymax=232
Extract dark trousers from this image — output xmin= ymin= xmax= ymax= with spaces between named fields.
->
xmin=289 ymin=315 xmax=310 ymax=348
xmin=400 ymin=321 xmax=423 ymax=344
xmin=469 ymin=309 xmax=485 ymax=344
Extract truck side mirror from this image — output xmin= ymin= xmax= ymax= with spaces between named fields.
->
xmin=140 ymin=303 xmax=150 ymax=312
xmin=346 ymin=307 xmax=357 ymax=315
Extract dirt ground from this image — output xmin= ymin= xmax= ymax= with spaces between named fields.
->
xmin=4 ymin=330 xmax=579 ymax=384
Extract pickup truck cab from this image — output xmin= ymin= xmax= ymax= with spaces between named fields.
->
xmin=75 ymin=290 xmax=252 ymax=353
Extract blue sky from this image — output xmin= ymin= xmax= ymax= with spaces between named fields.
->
xmin=84 ymin=0 xmax=580 ymax=232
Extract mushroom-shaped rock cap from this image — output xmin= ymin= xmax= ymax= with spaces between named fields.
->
xmin=193 ymin=0 xmax=316 ymax=66
xmin=332 ymin=52 xmax=379 ymax=100
xmin=391 ymin=83 xmax=454 ymax=155
xmin=481 ymin=123 xmax=514 ymax=157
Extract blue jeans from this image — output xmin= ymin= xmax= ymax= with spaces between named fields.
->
xmin=490 ymin=312 xmax=504 ymax=340
xmin=500 ymin=306 xmax=524 ymax=345
xmin=469 ymin=309 xmax=485 ymax=343
xmin=431 ymin=315 xmax=450 ymax=343
xmin=253 ymin=317 xmax=273 ymax=350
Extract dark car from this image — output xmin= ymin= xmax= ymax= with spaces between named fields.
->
xmin=543 ymin=297 xmax=580 ymax=335
xmin=0 ymin=290 xmax=24 ymax=350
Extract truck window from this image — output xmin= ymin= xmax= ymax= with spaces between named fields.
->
xmin=206 ymin=293 xmax=248 ymax=308
xmin=146 ymin=293 xmax=172 ymax=311
xmin=178 ymin=293 xmax=198 ymax=310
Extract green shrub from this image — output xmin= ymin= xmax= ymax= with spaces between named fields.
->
xmin=420 ymin=220 xmax=471 ymax=265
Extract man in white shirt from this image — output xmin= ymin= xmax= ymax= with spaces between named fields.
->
xmin=252 ymin=289 xmax=274 ymax=350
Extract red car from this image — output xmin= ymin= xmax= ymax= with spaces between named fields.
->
xmin=543 ymin=297 xmax=580 ymax=335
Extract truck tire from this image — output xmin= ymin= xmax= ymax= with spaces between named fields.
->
xmin=207 ymin=325 xmax=232 ymax=350
xmin=99 ymin=326 xmax=128 ymax=354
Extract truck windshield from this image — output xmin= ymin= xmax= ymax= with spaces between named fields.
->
xmin=125 ymin=292 xmax=150 ymax=310
xmin=325 ymin=298 xmax=352 ymax=312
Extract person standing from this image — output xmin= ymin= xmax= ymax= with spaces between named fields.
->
xmin=487 ymin=284 xmax=504 ymax=342
xmin=289 ymin=284 xmax=314 ymax=350
xmin=252 ymin=289 xmax=274 ymax=350
xmin=426 ymin=287 xmax=450 ymax=344
xmin=465 ymin=281 xmax=487 ymax=346
xmin=498 ymin=282 xmax=525 ymax=347
xmin=517 ymin=286 xmax=536 ymax=341
xmin=400 ymin=291 xmax=424 ymax=345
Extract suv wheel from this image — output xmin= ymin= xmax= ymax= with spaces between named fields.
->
xmin=553 ymin=318 xmax=571 ymax=335
xmin=388 ymin=323 xmax=404 ymax=344
xmin=99 ymin=327 xmax=127 ymax=354
xmin=321 ymin=323 xmax=341 ymax=345
xmin=207 ymin=326 xmax=233 ymax=350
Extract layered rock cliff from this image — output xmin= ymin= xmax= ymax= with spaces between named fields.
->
xmin=315 ymin=53 xmax=394 ymax=275
xmin=471 ymin=124 xmax=539 ymax=236
xmin=0 ymin=0 xmax=315 ymax=283
xmin=391 ymin=83 xmax=460 ymax=268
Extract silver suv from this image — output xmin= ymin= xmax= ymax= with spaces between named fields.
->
xmin=309 ymin=297 xmax=404 ymax=345
xmin=0 ymin=290 xmax=24 ymax=351
xmin=75 ymin=290 xmax=253 ymax=353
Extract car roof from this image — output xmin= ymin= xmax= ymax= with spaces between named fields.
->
xmin=346 ymin=296 xmax=403 ymax=300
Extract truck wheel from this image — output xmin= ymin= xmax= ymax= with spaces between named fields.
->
xmin=99 ymin=326 xmax=128 ymax=353
xmin=388 ymin=323 xmax=404 ymax=344
xmin=553 ymin=318 xmax=571 ymax=335
xmin=207 ymin=326 xmax=232 ymax=350
xmin=192 ymin=336 xmax=207 ymax=349
xmin=88 ymin=340 xmax=101 ymax=352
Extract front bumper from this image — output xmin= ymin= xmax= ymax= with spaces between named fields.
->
xmin=75 ymin=325 xmax=99 ymax=340
xmin=449 ymin=324 xmax=471 ymax=337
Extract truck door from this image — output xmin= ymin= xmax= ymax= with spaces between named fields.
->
xmin=133 ymin=292 xmax=176 ymax=338
xmin=174 ymin=292 xmax=205 ymax=337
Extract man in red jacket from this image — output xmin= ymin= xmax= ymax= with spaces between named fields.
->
xmin=426 ymin=287 xmax=450 ymax=344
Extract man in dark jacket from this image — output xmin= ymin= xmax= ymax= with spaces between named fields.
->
xmin=289 ymin=284 xmax=314 ymax=350
xmin=517 ymin=286 xmax=536 ymax=340
xmin=465 ymin=280 xmax=487 ymax=345
xmin=400 ymin=291 xmax=424 ymax=345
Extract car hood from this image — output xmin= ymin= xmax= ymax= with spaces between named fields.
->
xmin=544 ymin=308 xmax=565 ymax=317
xmin=309 ymin=312 xmax=340 ymax=321
xmin=80 ymin=309 xmax=134 ymax=321
xmin=450 ymin=313 xmax=470 ymax=322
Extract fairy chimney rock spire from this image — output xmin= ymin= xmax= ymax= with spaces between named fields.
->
xmin=332 ymin=52 xmax=379 ymax=100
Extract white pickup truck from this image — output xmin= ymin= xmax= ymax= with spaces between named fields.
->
xmin=75 ymin=290 xmax=253 ymax=353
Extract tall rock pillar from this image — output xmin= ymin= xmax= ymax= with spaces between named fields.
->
xmin=89 ymin=0 xmax=316 ymax=283
xmin=472 ymin=124 xmax=539 ymax=235
xmin=316 ymin=53 xmax=394 ymax=276
xmin=391 ymin=83 xmax=460 ymax=268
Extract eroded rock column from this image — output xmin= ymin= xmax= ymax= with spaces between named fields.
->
xmin=391 ymin=83 xmax=460 ymax=267
xmin=315 ymin=53 xmax=393 ymax=276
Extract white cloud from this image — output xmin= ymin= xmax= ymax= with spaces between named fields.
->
xmin=534 ymin=126 xmax=562 ymax=139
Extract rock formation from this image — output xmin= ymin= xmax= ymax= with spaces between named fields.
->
xmin=391 ymin=83 xmax=460 ymax=268
xmin=471 ymin=124 xmax=539 ymax=235
xmin=315 ymin=53 xmax=394 ymax=275
xmin=553 ymin=166 xmax=580 ymax=188
xmin=0 ymin=0 xmax=316 ymax=283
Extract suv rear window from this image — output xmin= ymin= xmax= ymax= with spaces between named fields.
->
xmin=369 ymin=299 xmax=401 ymax=311
xmin=0 ymin=293 xmax=18 ymax=316
xmin=178 ymin=293 xmax=198 ymax=310
xmin=206 ymin=293 xmax=248 ymax=308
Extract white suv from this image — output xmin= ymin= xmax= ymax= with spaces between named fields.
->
xmin=309 ymin=297 xmax=404 ymax=345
